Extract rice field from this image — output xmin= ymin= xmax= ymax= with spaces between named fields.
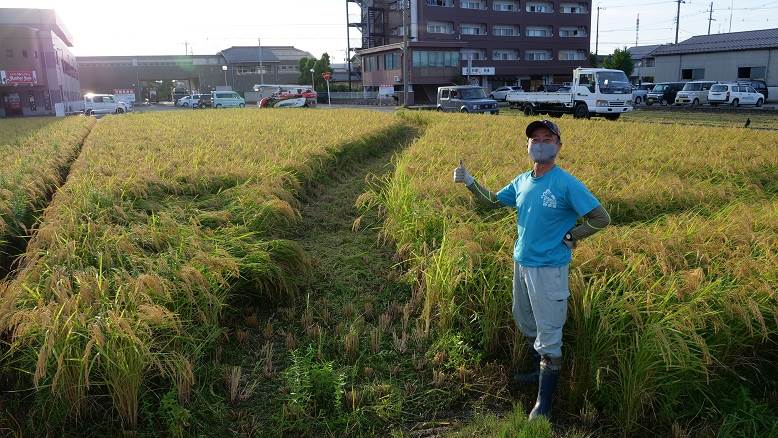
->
xmin=0 ymin=109 xmax=775 ymax=436
xmin=0 ymin=110 xmax=409 ymax=433
xmin=0 ymin=117 xmax=95 ymax=263
xmin=365 ymin=111 xmax=778 ymax=435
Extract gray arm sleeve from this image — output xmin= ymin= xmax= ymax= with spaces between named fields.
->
xmin=466 ymin=180 xmax=504 ymax=210
xmin=569 ymin=205 xmax=611 ymax=241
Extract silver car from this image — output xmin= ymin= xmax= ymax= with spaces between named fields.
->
xmin=674 ymin=81 xmax=717 ymax=106
xmin=437 ymin=86 xmax=499 ymax=114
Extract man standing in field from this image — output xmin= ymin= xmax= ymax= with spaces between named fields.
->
xmin=453 ymin=119 xmax=610 ymax=420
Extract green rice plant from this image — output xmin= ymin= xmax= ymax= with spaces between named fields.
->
xmin=0 ymin=109 xmax=409 ymax=433
xmin=368 ymin=111 xmax=778 ymax=434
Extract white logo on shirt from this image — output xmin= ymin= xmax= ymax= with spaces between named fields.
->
xmin=541 ymin=189 xmax=557 ymax=208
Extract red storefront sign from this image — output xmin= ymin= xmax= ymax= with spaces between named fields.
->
xmin=0 ymin=70 xmax=38 ymax=85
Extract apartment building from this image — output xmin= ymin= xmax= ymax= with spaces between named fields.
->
xmin=353 ymin=0 xmax=591 ymax=104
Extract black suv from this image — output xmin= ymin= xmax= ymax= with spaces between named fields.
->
xmin=735 ymin=79 xmax=768 ymax=101
xmin=646 ymin=82 xmax=685 ymax=105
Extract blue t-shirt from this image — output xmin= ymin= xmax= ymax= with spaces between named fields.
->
xmin=495 ymin=166 xmax=600 ymax=267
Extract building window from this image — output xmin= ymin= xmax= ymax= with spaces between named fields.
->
xmin=559 ymin=26 xmax=587 ymax=37
xmin=427 ymin=21 xmax=454 ymax=34
xmin=426 ymin=0 xmax=454 ymax=6
xmin=526 ymin=2 xmax=553 ymax=13
xmin=644 ymin=58 xmax=655 ymax=67
xmin=493 ymin=0 xmax=518 ymax=11
xmin=460 ymin=23 xmax=487 ymax=35
xmin=22 ymin=50 xmax=28 ymax=58
xmin=560 ymin=2 xmax=588 ymax=13
xmin=681 ymin=68 xmax=705 ymax=80
xmin=526 ymin=26 xmax=553 ymax=37
xmin=526 ymin=50 xmax=552 ymax=61
xmin=384 ymin=52 xmax=400 ymax=69
xmin=412 ymin=50 xmax=460 ymax=67
xmin=34 ymin=51 xmax=38 ymax=58
xmin=738 ymin=66 xmax=766 ymax=79
xmin=363 ymin=56 xmax=378 ymax=72
xmin=493 ymin=25 xmax=520 ymax=36
xmin=559 ymin=50 xmax=587 ymax=61
xmin=461 ymin=49 xmax=487 ymax=60
xmin=493 ymin=49 xmax=519 ymax=61
xmin=460 ymin=0 xmax=486 ymax=9
xmin=6 ymin=49 xmax=12 ymax=58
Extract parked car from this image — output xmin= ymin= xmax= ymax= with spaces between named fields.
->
xmin=674 ymin=81 xmax=717 ymax=106
xmin=195 ymin=93 xmax=212 ymax=108
xmin=177 ymin=95 xmax=195 ymax=107
xmin=646 ymin=82 xmax=685 ymax=105
xmin=436 ymin=86 xmax=499 ymax=114
xmin=83 ymin=94 xmax=130 ymax=115
xmin=734 ymin=79 xmax=769 ymax=101
xmin=489 ymin=86 xmax=522 ymax=101
xmin=212 ymin=91 xmax=246 ymax=108
xmin=631 ymin=83 xmax=654 ymax=105
xmin=537 ymin=84 xmax=567 ymax=92
xmin=708 ymin=83 xmax=765 ymax=107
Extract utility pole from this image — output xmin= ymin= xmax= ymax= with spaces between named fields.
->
xmin=635 ymin=13 xmax=639 ymax=48
xmin=707 ymin=2 xmax=715 ymax=35
xmin=257 ymin=38 xmax=264 ymax=86
xmin=184 ymin=41 xmax=189 ymax=56
xmin=636 ymin=14 xmax=640 ymax=84
xmin=401 ymin=0 xmax=409 ymax=106
xmin=674 ymin=0 xmax=685 ymax=44
xmin=346 ymin=0 xmax=352 ymax=91
xmin=595 ymin=6 xmax=604 ymax=56
xmin=729 ymin=0 xmax=733 ymax=32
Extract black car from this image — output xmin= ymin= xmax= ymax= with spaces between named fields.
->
xmin=646 ymin=82 xmax=685 ymax=106
xmin=734 ymin=79 xmax=768 ymax=101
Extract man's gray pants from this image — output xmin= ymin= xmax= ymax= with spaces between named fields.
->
xmin=512 ymin=262 xmax=570 ymax=359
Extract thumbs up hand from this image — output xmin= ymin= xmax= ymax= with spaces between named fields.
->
xmin=453 ymin=159 xmax=474 ymax=186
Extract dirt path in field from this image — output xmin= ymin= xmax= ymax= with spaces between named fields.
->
xmin=0 ymin=119 xmax=97 ymax=280
xmin=215 ymin=126 xmax=429 ymax=435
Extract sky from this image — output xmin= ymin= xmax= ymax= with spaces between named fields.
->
xmin=4 ymin=0 xmax=778 ymax=59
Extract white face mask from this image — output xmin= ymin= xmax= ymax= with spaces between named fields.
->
xmin=528 ymin=142 xmax=559 ymax=164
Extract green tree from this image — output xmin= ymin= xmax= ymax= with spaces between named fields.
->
xmin=298 ymin=57 xmax=316 ymax=87
xmin=602 ymin=48 xmax=634 ymax=76
xmin=297 ymin=53 xmax=333 ymax=91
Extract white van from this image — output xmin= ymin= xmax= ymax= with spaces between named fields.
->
xmin=674 ymin=81 xmax=717 ymax=105
xmin=212 ymin=91 xmax=245 ymax=108
xmin=84 ymin=94 xmax=131 ymax=115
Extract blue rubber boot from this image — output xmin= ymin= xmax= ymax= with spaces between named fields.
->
xmin=528 ymin=356 xmax=561 ymax=420
xmin=511 ymin=339 xmax=541 ymax=385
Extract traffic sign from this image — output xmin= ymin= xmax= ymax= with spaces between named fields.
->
xmin=322 ymin=72 xmax=332 ymax=81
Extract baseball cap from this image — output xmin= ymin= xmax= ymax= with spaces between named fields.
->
xmin=525 ymin=119 xmax=561 ymax=141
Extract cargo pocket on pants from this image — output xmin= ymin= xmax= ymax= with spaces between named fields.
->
xmin=543 ymin=265 xmax=570 ymax=301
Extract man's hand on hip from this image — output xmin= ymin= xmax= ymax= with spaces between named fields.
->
xmin=453 ymin=159 xmax=474 ymax=186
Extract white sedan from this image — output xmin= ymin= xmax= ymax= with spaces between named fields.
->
xmin=489 ymin=86 xmax=522 ymax=101
xmin=177 ymin=96 xmax=194 ymax=107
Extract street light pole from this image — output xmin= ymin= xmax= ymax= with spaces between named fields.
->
xmin=401 ymin=0 xmax=409 ymax=106
xmin=310 ymin=68 xmax=315 ymax=92
xmin=258 ymin=37 xmax=264 ymax=86
xmin=222 ymin=65 xmax=228 ymax=87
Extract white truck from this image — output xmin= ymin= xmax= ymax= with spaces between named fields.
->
xmin=506 ymin=68 xmax=633 ymax=120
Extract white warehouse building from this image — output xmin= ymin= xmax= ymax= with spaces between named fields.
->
xmin=644 ymin=28 xmax=778 ymax=101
